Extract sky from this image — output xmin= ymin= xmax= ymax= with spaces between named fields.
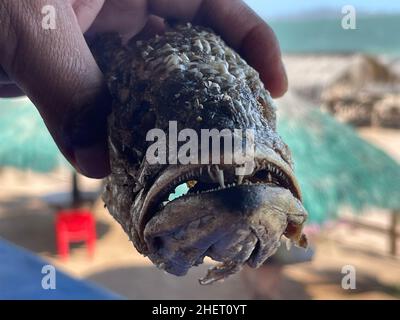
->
xmin=244 ymin=0 xmax=400 ymax=19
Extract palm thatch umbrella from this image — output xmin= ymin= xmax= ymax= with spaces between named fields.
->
xmin=277 ymin=92 xmax=400 ymax=225
xmin=0 ymin=97 xmax=85 ymax=206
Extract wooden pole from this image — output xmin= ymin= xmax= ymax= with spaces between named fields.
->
xmin=72 ymin=171 xmax=81 ymax=207
xmin=389 ymin=210 xmax=398 ymax=256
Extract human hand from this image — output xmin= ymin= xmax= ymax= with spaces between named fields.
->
xmin=0 ymin=0 xmax=287 ymax=178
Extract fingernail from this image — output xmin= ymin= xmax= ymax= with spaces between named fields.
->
xmin=270 ymin=60 xmax=288 ymax=98
xmin=74 ymin=141 xmax=110 ymax=179
xmin=61 ymin=85 xmax=112 ymax=178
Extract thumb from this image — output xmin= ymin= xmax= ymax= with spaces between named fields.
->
xmin=0 ymin=0 xmax=110 ymax=178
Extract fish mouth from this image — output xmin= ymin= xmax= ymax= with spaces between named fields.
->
xmin=133 ymin=150 xmax=307 ymax=282
xmin=137 ymin=153 xmax=302 ymax=232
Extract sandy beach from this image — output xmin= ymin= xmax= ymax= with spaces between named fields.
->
xmin=0 ymin=167 xmax=399 ymax=299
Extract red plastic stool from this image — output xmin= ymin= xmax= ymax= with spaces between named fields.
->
xmin=55 ymin=209 xmax=96 ymax=261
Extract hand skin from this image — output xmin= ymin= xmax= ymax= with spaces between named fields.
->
xmin=0 ymin=0 xmax=288 ymax=178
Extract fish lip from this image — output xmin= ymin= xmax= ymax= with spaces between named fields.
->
xmin=133 ymin=149 xmax=302 ymax=251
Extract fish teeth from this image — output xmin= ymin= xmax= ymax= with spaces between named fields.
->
xmin=286 ymin=238 xmax=292 ymax=251
xmin=157 ymin=263 xmax=166 ymax=270
xmin=216 ymin=168 xmax=225 ymax=188
xmin=208 ymin=164 xmax=225 ymax=188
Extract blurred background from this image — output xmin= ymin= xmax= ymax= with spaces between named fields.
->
xmin=0 ymin=0 xmax=399 ymax=299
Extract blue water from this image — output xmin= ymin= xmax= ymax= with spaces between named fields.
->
xmin=268 ymin=14 xmax=400 ymax=56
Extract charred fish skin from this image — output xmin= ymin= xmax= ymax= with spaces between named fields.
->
xmin=93 ymin=23 xmax=308 ymax=283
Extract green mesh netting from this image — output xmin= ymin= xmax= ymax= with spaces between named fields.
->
xmin=277 ymin=101 xmax=400 ymax=224
xmin=0 ymin=98 xmax=63 ymax=172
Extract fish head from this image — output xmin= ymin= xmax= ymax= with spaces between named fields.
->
xmin=96 ymin=23 xmax=308 ymax=283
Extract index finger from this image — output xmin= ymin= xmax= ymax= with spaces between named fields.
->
xmin=149 ymin=0 xmax=288 ymax=97
xmin=0 ymin=0 xmax=111 ymax=178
